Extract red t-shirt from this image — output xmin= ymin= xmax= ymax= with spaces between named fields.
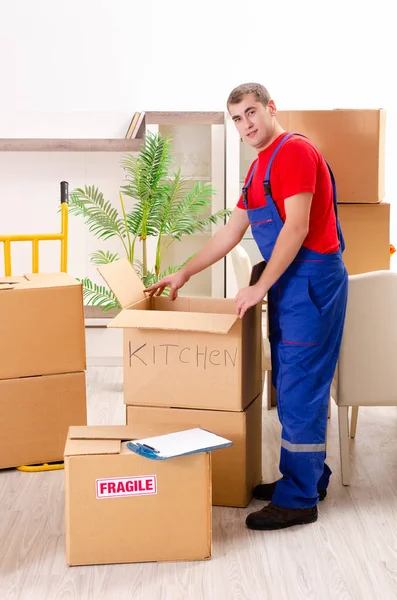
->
xmin=237 ymin=132 xmax=339 ymax=253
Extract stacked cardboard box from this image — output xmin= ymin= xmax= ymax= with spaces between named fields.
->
xmin=0 ymin=272 xmax=87 ymax=469
xmin=278 ymin=109 xmax=390 ymax=274
xmin=65 ymin=423 xmax=215 ymax=566
xmin=97 ymin=259 xmax=263 ymax=508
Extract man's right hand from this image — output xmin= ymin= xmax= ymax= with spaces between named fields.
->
xmin=144 ymin=270 xmax=190 ymax=301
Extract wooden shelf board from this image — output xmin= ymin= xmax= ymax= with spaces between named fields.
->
xmin=0 ymin=138 xmax=145 ymax=152
xmin=145 ymin=112 xmax=224 ymax=125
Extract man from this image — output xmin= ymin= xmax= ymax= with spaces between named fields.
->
xmin=145 ymin=83 xmax=348 ymax=531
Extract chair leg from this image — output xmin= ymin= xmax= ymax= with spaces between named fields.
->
xmin=328 ymin=397 xmax=331 ymax=419
xmin=266 ymin=371 xmax=272 ymax=410
xmin=350 ymin=406 xmax=359 ymax=439
xmin=338 ymin=406 xmax=351 ymax=485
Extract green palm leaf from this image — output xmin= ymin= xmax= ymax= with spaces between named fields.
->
xmin=78 ymin=277 xmax=121 ymax=311
xmin=90 ymin=250 xmax=120 ymax=265
xmin=69 ymin=186 xmax=127 ymax=242
xmin=164 ymin=182 xmax=230 ymax=239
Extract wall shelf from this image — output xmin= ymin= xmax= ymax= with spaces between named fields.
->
xmin=145 ymin=112 xmax=224 ymax=125
xmin=0 ymin=138 xmax=144 ymax=152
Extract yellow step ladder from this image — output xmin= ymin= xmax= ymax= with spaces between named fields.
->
xmin=0 ymin=181 xmax=69 ymax=471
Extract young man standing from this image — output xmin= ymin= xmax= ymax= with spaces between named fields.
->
xmin=145 ymin=83 xmax=348 ymax=531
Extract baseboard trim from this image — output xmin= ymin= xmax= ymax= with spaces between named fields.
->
xmin=86 ymin=357 xmax=123 ymax=367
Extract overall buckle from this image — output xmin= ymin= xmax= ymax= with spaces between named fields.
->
xmin=242 ymin=188 xmax=248 ymax=206
xmin=263 ymin=180 xmax=272 ymax=196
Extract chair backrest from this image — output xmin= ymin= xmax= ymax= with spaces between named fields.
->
xmin=230 ymin=244 xmax=252 ymax=290
xmin=338 ymin=270 xmax=397 ymax=407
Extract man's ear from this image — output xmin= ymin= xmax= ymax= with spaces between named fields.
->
xmin=267 ymin=99 xmax=277 ymax=116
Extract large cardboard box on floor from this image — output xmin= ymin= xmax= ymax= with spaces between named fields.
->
xmin=64 ymin=425 xmax=214 ymax=566
xmin=0 ymin=272 xmax=86 ymax=380
xmin=277 ymin=109 xmax=385 ymax=204
xmin=98 ymin=260 xmax=262 ymax=412
xmin=127 ymin=393 xmax=262 ymax=507
xmin=339 ymin=202 xmax=390 ymax=275
xmin=0 ymin=372 xmax=87 ymax=469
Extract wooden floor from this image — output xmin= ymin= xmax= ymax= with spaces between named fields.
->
xmin=1 ymin=367 xmax=397 ymax=600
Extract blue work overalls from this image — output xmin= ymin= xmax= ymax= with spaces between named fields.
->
xmin=242 ymin=133 xmax=348 ymax=508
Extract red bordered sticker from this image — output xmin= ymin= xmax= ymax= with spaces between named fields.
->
xmin=96 ymin=475 xmax=157 ymax=499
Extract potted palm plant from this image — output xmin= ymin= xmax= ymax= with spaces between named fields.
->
xmin=68 ymin=131 xmax=230 ymax=311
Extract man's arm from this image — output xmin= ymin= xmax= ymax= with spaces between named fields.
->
xmin=146 ymin=207 xmax=249 ymax=298
xmin=235 ymin=192 xmax=312 ymax=317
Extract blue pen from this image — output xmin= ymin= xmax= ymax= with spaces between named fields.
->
xmin=138 ymin=443 xmax=160 ymax=454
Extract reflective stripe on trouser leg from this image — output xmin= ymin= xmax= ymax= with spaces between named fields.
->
xmin=281 ymin=440 xmax=326 ymax=453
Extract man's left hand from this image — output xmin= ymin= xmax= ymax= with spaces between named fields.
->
xmin=235 ymin=282 xmax=267 ymax=319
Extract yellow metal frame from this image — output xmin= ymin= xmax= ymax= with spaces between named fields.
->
xmin=1 ymin=183 xmax=69 ymax=472
xmin=16 ymin=463 xmax=65 ymax=472
xmin=0 ymin=201 xmax=68 ymax=276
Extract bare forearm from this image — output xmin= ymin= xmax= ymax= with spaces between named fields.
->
xmin=258 ymin=224 xmax=307 ymax=292
xmin=182 ymin=226 xmax=239 ymax=279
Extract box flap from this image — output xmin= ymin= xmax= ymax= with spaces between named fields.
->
xmin=97 ymin=259 xmax=145 ymax=308
xmin=64 ymin=438 xmax=121 ymax=457
xmin=0 ymin=282 xmax=17 ymax=291
xmin=69 ymin=425 xmax=137 ymax=441
xmin=0 ymin=273 xmax=79 ymax=290
xmin=108 ymin=309 xmax=238 ymax=334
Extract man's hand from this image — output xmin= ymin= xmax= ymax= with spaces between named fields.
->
xmin=235 ymin=281 xmax=267 ymax=319
xmin=144 ymin=270 xmax=190 ymax=301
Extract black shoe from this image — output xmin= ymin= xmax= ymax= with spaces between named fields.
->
xmin=246 ymin=502 xmax=318 ymax=531
xmin=253 ymin=480 xmax=327 ymax=502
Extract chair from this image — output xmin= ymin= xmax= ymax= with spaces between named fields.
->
xmin=230 ymin=244 xmax=273 ymax=409
xmin=331 ymin=270 xmax=397 ymax=485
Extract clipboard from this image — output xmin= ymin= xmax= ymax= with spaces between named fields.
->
xmin=126 ymin=428 xmax=233 ymax=460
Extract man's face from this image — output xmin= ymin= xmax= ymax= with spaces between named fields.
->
xmin=229 ymin=93 xmax=277 ymax=151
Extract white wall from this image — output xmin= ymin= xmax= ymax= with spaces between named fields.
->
xmin=1 ymin=0 xmax=396 ymax=280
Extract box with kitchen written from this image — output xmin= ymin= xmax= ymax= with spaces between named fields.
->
xmin=64 ymin=424 xmax=214 ymax=566
xmin=0 ymin=272 xmax=86 ymax=380
xmin=276 ymin=109 xmax=386 ymax=204
xmin=338 ymin=202 xmax=390 ymax=274
xmin=127 ymin=393 xmax=262 ymax=507
xmin=97 ymin=260 xmax=262 ymax=412
xmin=0 ymin=371 xmax=87 ymax=469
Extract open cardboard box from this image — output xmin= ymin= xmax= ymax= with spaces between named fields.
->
xmin=64 ymin=424 xmax=214 ymax=566
xmin=0 ymin=272 xmax=86 ymax=380
xmin=98 ymin=260 xmax=262 ymax=411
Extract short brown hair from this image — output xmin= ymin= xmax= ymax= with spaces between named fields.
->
xmin=227 ymin=83 xmax=271 ymax=109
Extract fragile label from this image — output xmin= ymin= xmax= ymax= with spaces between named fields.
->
xmin=96 ymin=475 xmax=157 ymax=499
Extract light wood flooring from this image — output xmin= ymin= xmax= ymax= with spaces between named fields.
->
xmin=1 ymin=366 xmax=397 ymax=600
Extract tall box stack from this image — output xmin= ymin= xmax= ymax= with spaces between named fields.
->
xmin=98 ymin=259 xmax=263 ymax=508
xmin=278 ymin=109 xmax=390 ymax=274
xmin=0 ymin=272 xmax=87 ymax=469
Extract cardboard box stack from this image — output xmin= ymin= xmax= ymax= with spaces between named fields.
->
xmin=278 ymin=109 xmax=390 ymax=274
xmin=97 ymin=259 xmax=263 ymax=509
xmin=0 ymin=272 xmax=87 ymax=469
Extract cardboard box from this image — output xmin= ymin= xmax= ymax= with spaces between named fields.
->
xmin=277 ymin=109 xmax=385 ymax=203
xmin=64 ymin=425 xmax=213 ymax=566
xmin=126 ymin=393 xmax=262 ymax=507
xmin=0 ymin=372 xmax=87 ymax=469
xmin=339 ymin=202 xmax=390 ymax=275
xmin=98 ymin=260 xmax=262 ymax=412
xmin=0 ymin=272 xmax=86 ymax=380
